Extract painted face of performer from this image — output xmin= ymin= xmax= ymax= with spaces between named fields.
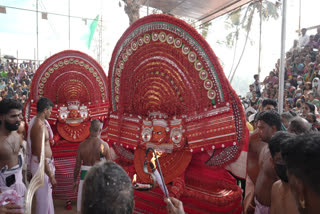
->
xmin=151 ymin=125 xmax=167 ymax=145
xmin=69 ymin=109 xmax=79 ymax=119
xmin=3 ymin=109 xmax=21 ymax=131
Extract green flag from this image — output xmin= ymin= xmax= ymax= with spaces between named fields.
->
xmin=87 ymin=15 xmax=99 ymax=49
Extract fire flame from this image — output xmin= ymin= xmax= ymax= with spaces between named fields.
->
xmin=133 ymin=174 xmax=137 ymax=183
xmin=100 ymin=144 xmax=104 ymax=154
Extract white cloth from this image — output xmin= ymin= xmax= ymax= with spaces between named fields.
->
xmin=0 ymin=155 xmax=26 ymax=212
xmin=77 ymin=165 xmax=92 ymax=213
xmin=30 ymin=155 xmax=55 ymax=214
xmin=299 ymin=34 xmax=309 ymax=48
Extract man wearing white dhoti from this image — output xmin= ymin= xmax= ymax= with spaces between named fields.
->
xmin=28 ymin=97 xmax=56 ymax=214
xmin=73 ymin=119 xmax=111 ymax=213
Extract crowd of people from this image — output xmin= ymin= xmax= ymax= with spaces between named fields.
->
xmin=244 ymin=27 xmax=320 ymax=132
xmin=1 ymin=28 xmax=320 ymax=214
xmin=0 ymin=59 xmax=36 ymax=105
xmin=241 ymin=27 xmax=320 ymax=214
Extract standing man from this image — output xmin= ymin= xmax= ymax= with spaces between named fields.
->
xmin=253 ymin=75 xmax=261 ymax=97
xmin=73 ymin=119 xmax=111 ymax=213
xmin=269 ymin=131 xmax=299 ymax=214
xmin=0 ymin=99 xmax=25 ymax=212
xmin=28 ymin=97 xmax=55 ymax=214
xmin=298 ymin=28 xmax=309 ymax=48
xmin=254 ymin=111 xmax=282 ymax=214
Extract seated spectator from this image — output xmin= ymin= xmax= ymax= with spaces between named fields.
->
xmin=307 ymin=91 xmax=320 ymax=109
xmin=250 ymin=91 xmax=260 ymax=110
xmin=290 ymin=39 xmax=300 ymax=53
xmin=288 ymin=116 xmax=311 ymax=135
xmin=305 ymin=113 xmax=318 ymax=132
xmin=281 ymin=112 xmax=294 ymax=129
xmin=261 ymin=98 xmax=277 ymax=112
xmin=246 ymin=84 xmax=254 ymax=100
xmin=281 ymin=134 xmax=320 ymax=214
xmin=263 ymin=71 xmax=279 ymax=86
xmin=0 ymin=79 xmax=5 ymax=91
xmin=312 ymin=77 xmax=320 ymax=97
xmin=303 ymin=102 xmax=315 ymax=117
xmin=303 ymin=82 xmax=312 ymax=97
xmin=294 ymin=99 xmax=304 ymax=115
xmin=303 ymin=63 xmax=316 ymax=83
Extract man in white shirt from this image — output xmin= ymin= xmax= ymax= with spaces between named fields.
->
xmin=299 ymin=28 xmax=309 ymax=48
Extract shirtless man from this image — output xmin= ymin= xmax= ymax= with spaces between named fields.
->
xmin=269 ymin=132 xmax=299 ymax=214
xmin=0 ymin=99 xmax=25 ymax=213
xmin=254 ymin=110 xmax=281 ymax=214
xmin=28 ymin=97 xmax=55 ymax=214
xmin=73 ymin=119 xmax=111 ymax=213
xmin=248 ymin=100 xmax=277 ymax=185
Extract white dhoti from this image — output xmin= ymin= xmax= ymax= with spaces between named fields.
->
xmin=0 ymin=155 xmax=26 ymax=212
xmin=30 ymin=155 xmax=55 ymax=214
xmin=77 ymin=165 xmax=92 ymax=213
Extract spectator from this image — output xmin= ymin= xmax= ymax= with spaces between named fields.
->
xmin=289 ymin=39 xmax=300 ymax=53
xmin=269 ymin=132 xmax=298 ymax=214
xmin=253 ymin=74 xmax=261 ymax=97
xmin=263 ymin=71 xmax=279 ymax=86
xmin=312 ymin=77 xmax=320 ymax=97
xmin=288 ymin=116 xmax=311 ymax=135
xmin=307 ymin=91 xmax=320 ymax=109
xmin=281 ymin=134 xmax=320 ymax=214
xmin=305 ymin=113 xmax=318 ymax=132
xmin=281 ymin=112 xmax=294 ymax=129
xmin=303 ymin=102 xmax=315 ymax=117
xmin=261 ymin=98 xmax=277 ymax=112
xmin=298 ymin=28 xmax=309 ymax=48
xmin=246 ymin=84 xmax=254 ymax=99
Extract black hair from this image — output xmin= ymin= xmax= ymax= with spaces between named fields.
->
xmin=269 ymin=131 xmax=294 ymax=158
xmin=0 ymin=99 xmax=23 ymax=115
xmin=254 ymin=74 xmax=259 ymax=79
xmin=257 ymin=110 xmax=281 ymax=131
xmin=82 ymin=161 xmax=134 ymax=214
xmin=262 ymin=99 xmax=277 ymax=108
xmin=288 ymin=117 xmax=311 ymax=135
xmin=36 ymin=97 xmax=53 ymax=113
xmin=307 ymin=113 xmax=317 ymax=123
xmin=305 ymin=102 xmax=315 ymax=114
xmin=281 ymin=134 xmax=320 ymax=196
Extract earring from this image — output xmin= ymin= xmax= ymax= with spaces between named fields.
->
xmin=300 ymin=198 xmax=306 ymax=209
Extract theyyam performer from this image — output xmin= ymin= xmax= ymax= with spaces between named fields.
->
xmin=107 ymin=14 xmax=249 ymax=213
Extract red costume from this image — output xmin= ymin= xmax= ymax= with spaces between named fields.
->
xmin=24 ymin=50 xmax=109 ymax=200
xmin=107 ymin=14 xmax=248 ymax=213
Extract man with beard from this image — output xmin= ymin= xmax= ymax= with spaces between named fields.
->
xmin=27 ymin=97 xmax=55 ymax=214
xmin=269 ymin=132 xmax=299 ymax=214
xmin=0 ymin=99 xmax=25 ymax=213
xmin=254 ymin=111 xmax=281 ymax=214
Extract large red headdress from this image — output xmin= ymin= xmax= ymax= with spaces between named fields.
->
xmin=25 ymin=50 xmax=109 ymax=143
xmin=108 ymin=14 xmax=248 ymax=169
